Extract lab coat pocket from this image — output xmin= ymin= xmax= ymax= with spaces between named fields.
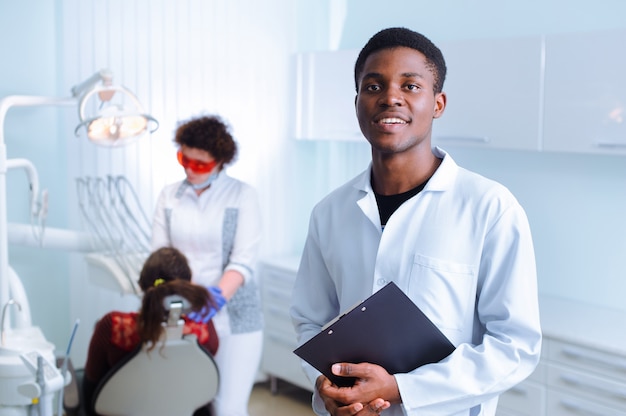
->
xmin=409 ymin=253 xmax=477 ymax=332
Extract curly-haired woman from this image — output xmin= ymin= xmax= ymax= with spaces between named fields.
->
xmin=151 ymin=115 xmax=263 ymax=416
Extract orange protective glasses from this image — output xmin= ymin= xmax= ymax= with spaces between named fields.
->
xmin=177 ymin=150 xmax=217 ymax=174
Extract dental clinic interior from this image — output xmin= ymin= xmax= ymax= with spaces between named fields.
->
xmin=2 ymin=0 xmax=626 ymax=415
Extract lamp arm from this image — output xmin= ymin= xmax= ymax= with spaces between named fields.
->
xmin=145 ymin=114 xmax=160 ymax=133
xmin=1 ymin=96 xmax=77 ymax=144
xmin=70 ymin=69 xmax=113 ymax=98
xmin=0 ymin=94 xmax=75 ymax=309
xmin=0 ymin=95 xmax=74 ymax=243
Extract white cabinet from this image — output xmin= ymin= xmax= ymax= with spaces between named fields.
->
xmin=497 ymin=362 xmax=547 ymax=415
xmin=293 ymin=38 xmax=546 ymax=151
xmin=294 ymin=31 xmax=626 ymax=156
xmin=544 ymin=339 xmax=626 ymax=415
xmin=293 ymin=49 xmax=361 ymax=141
xmin=259 ymin=256 xmax=313 ymax=392
xmin=497 ymin=338 xmax=626 ymax=415
xmin=497 ymin=297 xmax=626 ymax=415
xmin=433 ymin=36 xmax=544 ymax=151
xmin=543 ymin=29 xmax=626 ymax=155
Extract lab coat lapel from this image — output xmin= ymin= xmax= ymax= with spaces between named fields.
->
xmin=354 ymin=166 xmax=382 ymax=232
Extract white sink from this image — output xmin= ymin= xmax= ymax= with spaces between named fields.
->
xmin=0 ymin=326 xmax=54 ymax=357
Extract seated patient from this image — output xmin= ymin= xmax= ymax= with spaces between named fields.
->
xmin=82 ymin=247 xmax=219 ymax=415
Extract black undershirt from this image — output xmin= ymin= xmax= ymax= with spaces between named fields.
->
xmin=374 ymin=180 xmax=428 ymax=229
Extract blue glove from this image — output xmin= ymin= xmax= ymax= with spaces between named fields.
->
xmin=188 ymin=286 xmax=227 ymax=323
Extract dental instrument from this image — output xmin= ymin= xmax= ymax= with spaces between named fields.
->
xmin=56 ymin=319 xmax=79 ymax=416
xmin=77 ymin=175 xmax=152 ymax=295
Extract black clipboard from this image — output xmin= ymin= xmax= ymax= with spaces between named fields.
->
xmin=293 ymin=281 xmax=455 ymax=387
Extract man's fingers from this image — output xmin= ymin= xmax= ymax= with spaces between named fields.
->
xmin=334 ymin=402 xmax=364 ymax=416
xmin=365 ymin=398 xmax=388 ymax=414
xmin=332 ymin=362 xmax=377 ymax=379
xmin=332 ymin=363 xmax=353 ymax=376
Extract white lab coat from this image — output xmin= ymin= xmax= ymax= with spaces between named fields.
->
xmin=151 ymin=171 xmax=263 ymax=335
xmin=291 ymin=147 xmax=542 ymax=416
xmin=151 ymin=172 xmax=261 ymax=286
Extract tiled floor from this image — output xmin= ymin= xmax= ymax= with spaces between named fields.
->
xmin=249 ymin=380 xmax=315 ymax=416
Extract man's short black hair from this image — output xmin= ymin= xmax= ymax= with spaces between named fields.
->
xmin=354 ymin=27 xmax=447 ymax=94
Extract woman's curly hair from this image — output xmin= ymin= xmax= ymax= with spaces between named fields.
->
xmin=174 ymin=115 xmax=238 ymax=165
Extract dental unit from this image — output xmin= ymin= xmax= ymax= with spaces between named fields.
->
xmin=0 ymin=70 xmax=158 ymax=416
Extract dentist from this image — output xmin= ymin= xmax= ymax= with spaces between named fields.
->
xmin=152 ymin=115 xmax=263 ymax=416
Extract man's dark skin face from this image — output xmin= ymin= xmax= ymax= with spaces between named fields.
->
xmin=355 ymin=46 xmax=446 ymax=195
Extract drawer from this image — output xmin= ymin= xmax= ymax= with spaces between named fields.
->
xmin=262 ymin=284 xmax=292 ymax=305
xmin=262 ymin=331 xmax=313 ymax=391
xmin=263 ymin=303 xmax=295 ymax=332
xmin=547 ymin=390 xmax=626 ymax=416
xmin=547 ymin=339 xmax=626 ymax=380
xmin=262 ymin=267 xmax=297 ymax=288
xmin=497 ymin=379 xmax=546 ymax=416
xmin=527 ymin=361 xmax=546 ymax=384
xmin=495 ymin=410 xmax=521 ymax=416
xmin=263 ymin=328 xmax=299 ymax=351
xmin=547 ymin=363 xmax=626 ymax=410
xmin=495 ymin=410 xmax=525 ymax=416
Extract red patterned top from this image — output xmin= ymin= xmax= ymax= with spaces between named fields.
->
xmin=107 ymin=311 xmax=213 ymax=350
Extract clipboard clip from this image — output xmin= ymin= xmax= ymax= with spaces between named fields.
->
xmin=321 ymin=299 xmax=366 ymax=331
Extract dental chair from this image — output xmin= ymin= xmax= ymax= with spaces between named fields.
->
xmin=91 ymin=296 xmax=219 ymax=416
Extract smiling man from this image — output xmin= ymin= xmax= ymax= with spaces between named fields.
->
xmin=290 ymin=27 xmax=542 ymax=416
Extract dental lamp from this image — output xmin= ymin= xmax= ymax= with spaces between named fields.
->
xmin=72 ymin=69 xmax=158 ymax=146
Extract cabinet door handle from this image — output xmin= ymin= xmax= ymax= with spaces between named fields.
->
xmin=266 ymin=288 xmax=289 ymax=299
xmin=435 ymin=135 xmax=490 ymax=143
xmin=267 ymin=332 xmax=298 ymax=348
xmin=561 ymin=346 xmax=626 ymax=372
xmin=596 ymin=141 xmax=626 ymax=148
xmin=267 ymin=305 xmax=290 ymax=319
xmin=507 ymin=385 xmax=529 ymax=396
xmin=560 ymin=374 xmax=626 ymax=400
xmin=560 ymin=398 xmax=610 ymax=416
xmin=319 ymin=130 xmax=363 ymax=138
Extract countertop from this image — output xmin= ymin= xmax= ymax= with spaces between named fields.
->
xmin=539 ymin=295 xmax=626 ymax=356
xmin=260 ymin=257 xmax=626 ymax=356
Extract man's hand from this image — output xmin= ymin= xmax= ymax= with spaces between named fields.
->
xmin=316 ymin=362 xmax=400 ymax=415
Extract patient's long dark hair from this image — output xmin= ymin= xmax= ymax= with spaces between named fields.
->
xmin=137 ymin=247 xmax=215 ymax=350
